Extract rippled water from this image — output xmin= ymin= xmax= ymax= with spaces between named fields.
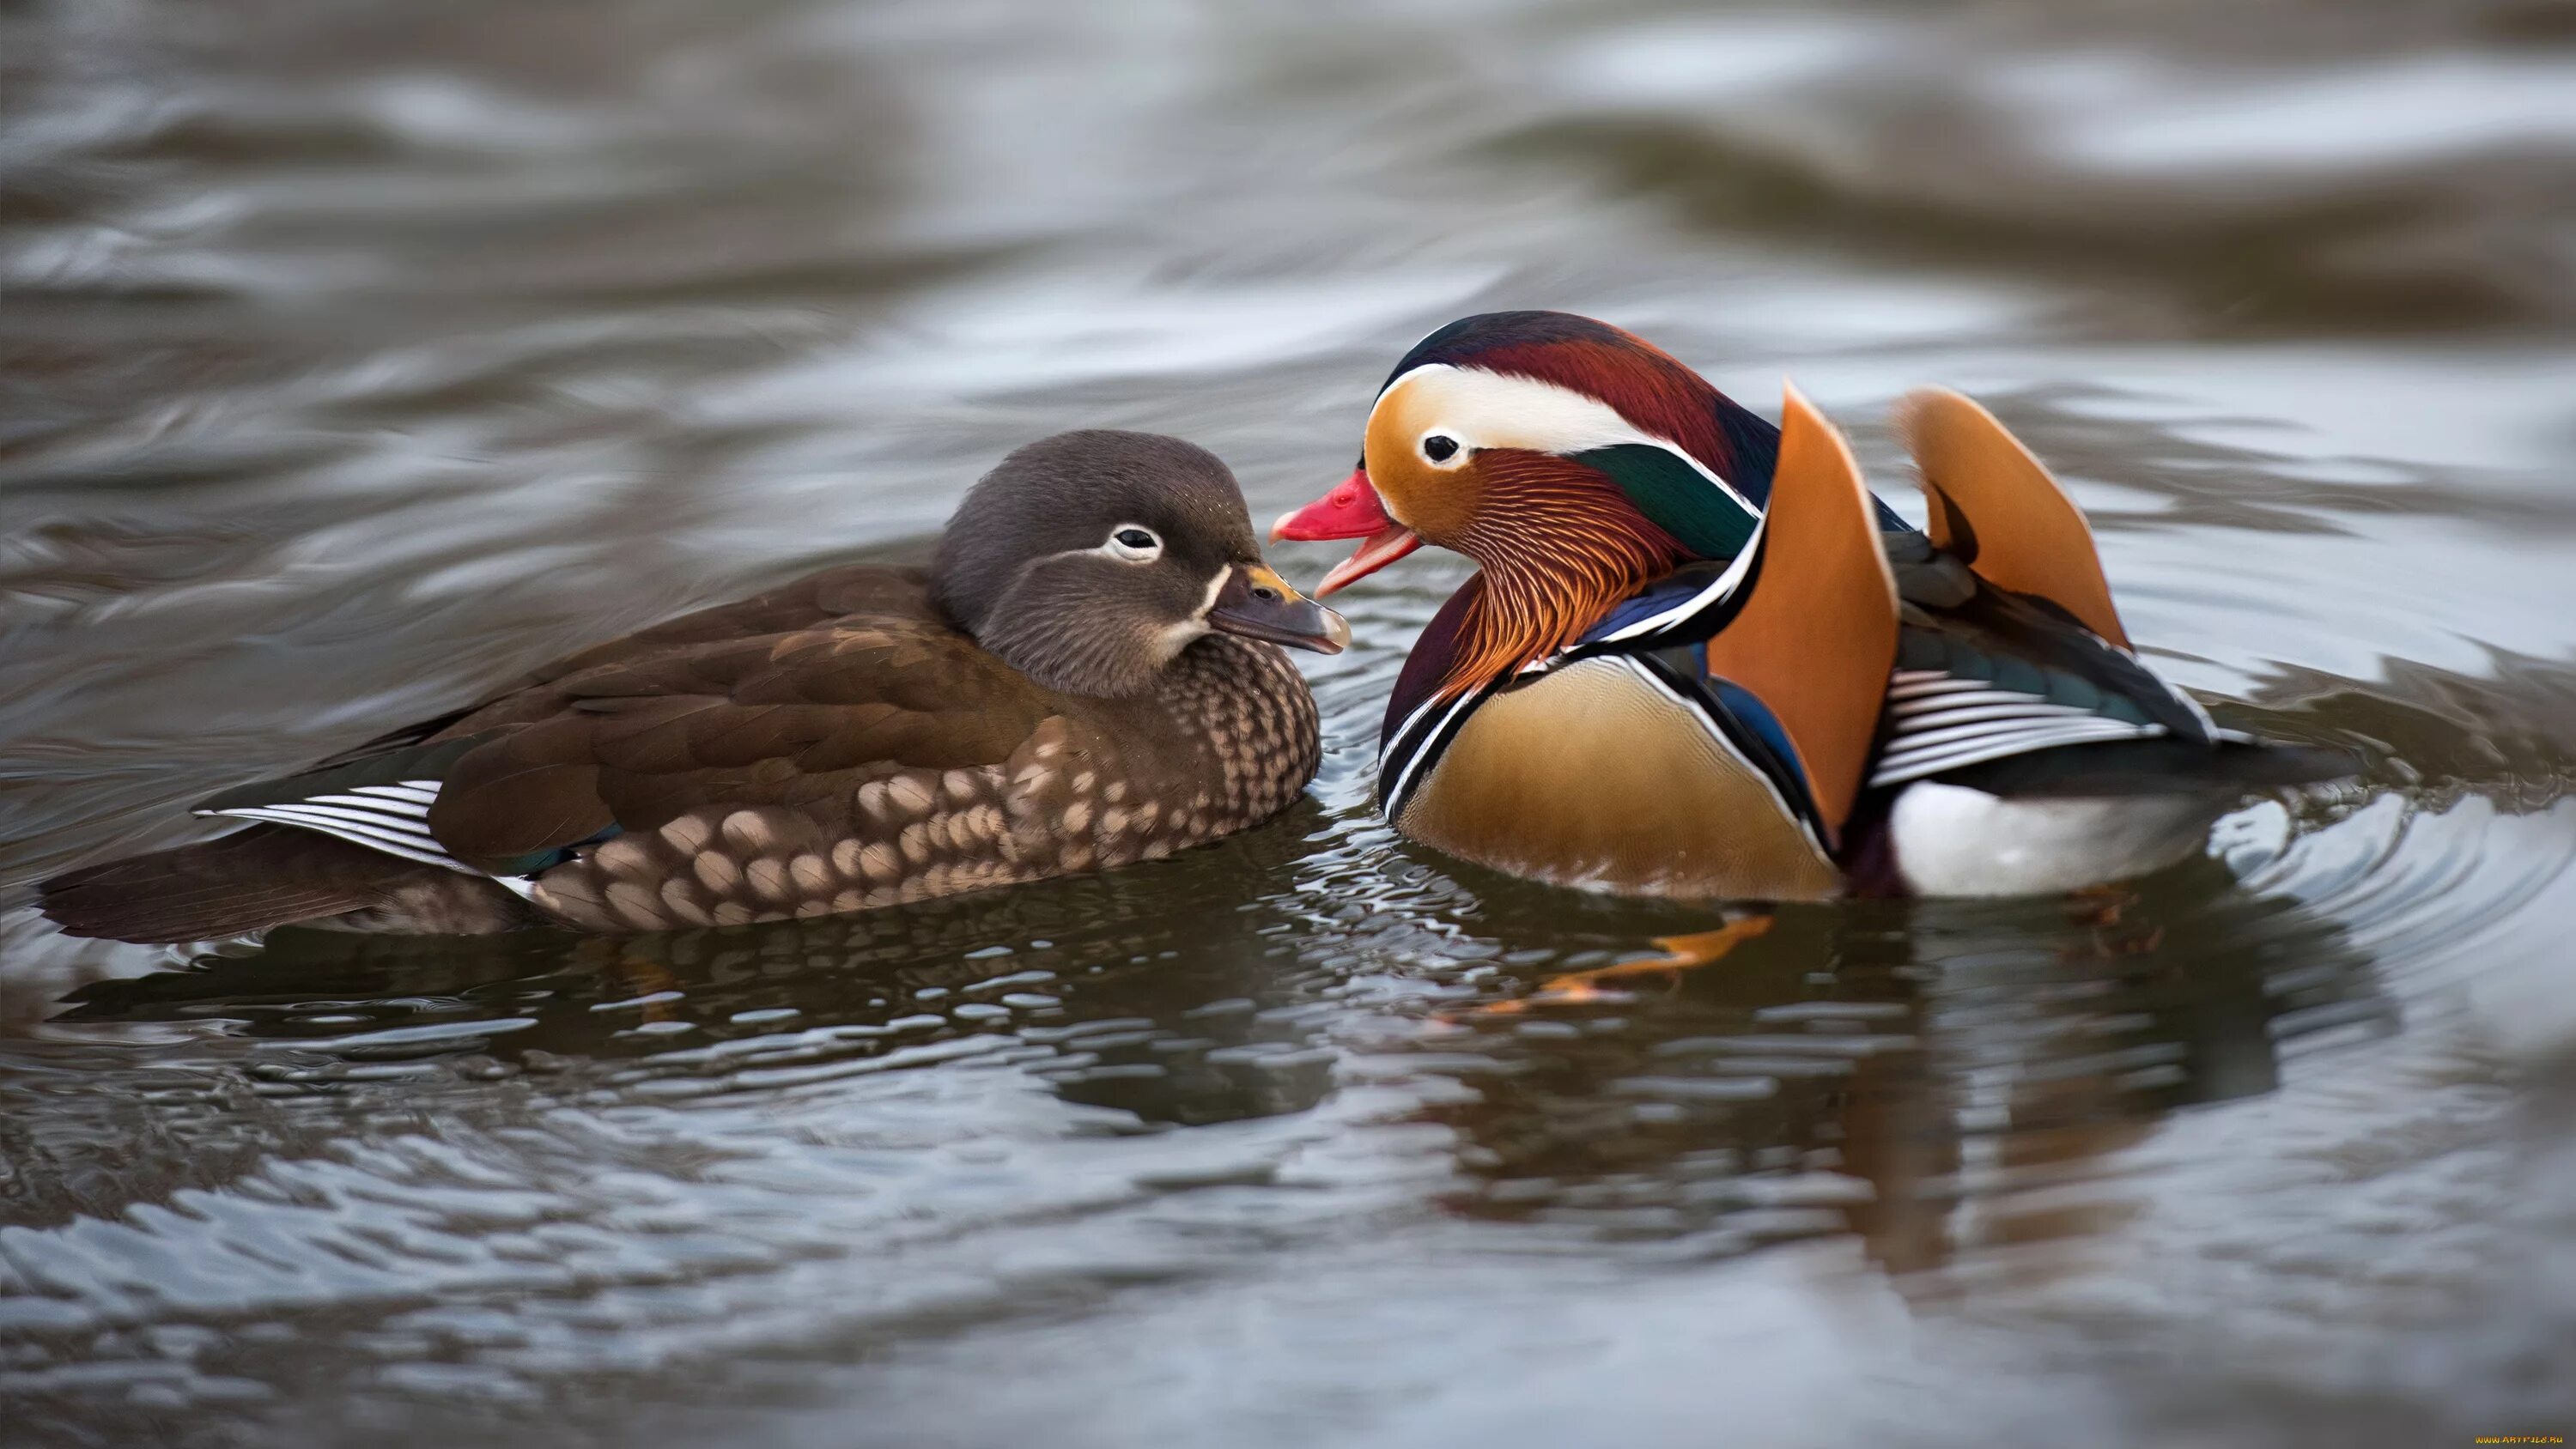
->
xmin=4 ymin=2 xmax=2575 ymax=1445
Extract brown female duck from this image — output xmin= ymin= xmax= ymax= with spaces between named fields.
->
xmin=41 ymin=430 xmax=1347 ymax=941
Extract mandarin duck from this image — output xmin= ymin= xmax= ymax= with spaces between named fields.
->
xmin=1274 ymin=312 xmax=2348 ymax=899
xmin=41 ymin=430 xmax=1348 ymax=942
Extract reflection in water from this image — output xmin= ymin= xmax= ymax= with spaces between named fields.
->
xmin=26 ymin=823 xmax=2389 ymax=1300
xmin=1386 ymin=859 xmax=2381 ymax=1278
xmin=54 ymin=803 xmax=1357 ymax=1128
xmin=4 ymin=0 xmax=2576 ymax=1443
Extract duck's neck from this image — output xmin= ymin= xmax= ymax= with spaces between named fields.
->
xmin=1436 ymin=452 xmax=1691 ymax=696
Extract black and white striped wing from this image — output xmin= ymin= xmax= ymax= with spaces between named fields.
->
xmin=1869 ymin=668 xmax=2170 ymax=788
xmin=201 ymin=779 xmax=468 ymax=874
xmin=190 ymin=737 xmax=533 ymax=893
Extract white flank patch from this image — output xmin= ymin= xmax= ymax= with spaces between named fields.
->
xmin=1889 ymin=780 xmax=2218 ymax=897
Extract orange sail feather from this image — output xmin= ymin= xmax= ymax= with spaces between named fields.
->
xmin=1899 ymin=388 xmax=2132 ymax=650
xmin=1700 ymin=385 xmax=1900 ymax=846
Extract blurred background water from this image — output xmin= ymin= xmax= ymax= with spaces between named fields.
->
xmin=3 ymin=0 xmax=2575 ymax=1445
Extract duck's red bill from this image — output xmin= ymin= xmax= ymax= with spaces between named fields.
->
xmin=1269 ymin=467 xmax=1423 ymax=597
xmin=1309 ymin=525 xmax=1420 ymax=597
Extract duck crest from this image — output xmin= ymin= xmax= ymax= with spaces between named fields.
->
xmin=1383 ymin=312 xmax=1758 ymax=479
xmin=1473 ymin=339 xmax=1744 ymax=482
xmin=1386 ymin=313 xmax=1781 ymax=536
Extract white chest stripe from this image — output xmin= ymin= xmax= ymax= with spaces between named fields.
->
xmin=1593 ymin=516 xmax=1769 ymax=646
xmin=1381 ymin=686 xmax=1491 ymax=818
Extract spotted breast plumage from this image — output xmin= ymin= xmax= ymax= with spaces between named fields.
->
xmin=40 ymin=430 xmax=1346 ymax=942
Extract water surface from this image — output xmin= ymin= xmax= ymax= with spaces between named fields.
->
xmin=4 ymin=2 xmax=2575 ymax=1445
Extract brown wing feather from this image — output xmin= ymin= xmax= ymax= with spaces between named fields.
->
xmin=1898 ymin=389 xmax=2131 ymax=650
xmin=1700 ymin=385 xmax=1899 ymax=844
xmin=422 ymin=570 xmax=1060 ymax=873
xmin=305 ymin=566 xmax=929 ymax=767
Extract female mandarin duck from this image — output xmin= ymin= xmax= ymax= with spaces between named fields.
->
xmin=42 ymin=431 xmax=1348 ymax=942
xmin=1274 ymin=311 xmax=2347 ymax=899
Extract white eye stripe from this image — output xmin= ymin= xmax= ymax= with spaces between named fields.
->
xmin=1376 ymin=362 xmax=1753 ymax=512
xmin=1379 ymin=363 xmax=1643 ymax=455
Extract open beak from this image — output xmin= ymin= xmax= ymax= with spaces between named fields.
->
xmin=1206 ymin=563 xmax=1350 ymax=654
xmin=1269 ymin=466 xmax=1422 ymax=598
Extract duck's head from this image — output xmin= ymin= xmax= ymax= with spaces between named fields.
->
xmin=934 ymin=430 xmax=1348 ymax=699
xmin=1273 ymin=311 xmax=1775 ymax=603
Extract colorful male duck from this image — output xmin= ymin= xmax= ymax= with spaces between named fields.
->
xmin=1275 ymin=312 xmax=2348 ymax=899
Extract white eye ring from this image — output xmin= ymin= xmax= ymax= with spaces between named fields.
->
xmin=1103 ymin=524 xmax=1163 ymax=562
xmin=1419 ymin=431 xmax=1467 ymax=468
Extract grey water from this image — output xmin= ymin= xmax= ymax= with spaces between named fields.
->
xmin=3 ymin=1 xmax=2574 ymax=1445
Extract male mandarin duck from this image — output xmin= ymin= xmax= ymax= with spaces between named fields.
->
xmin=1274 ymin=311 xmax=2348 ymax=899
xmin=41 ymin=431 xmax=1348 ymax=942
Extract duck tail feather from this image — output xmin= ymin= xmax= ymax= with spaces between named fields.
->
xmin=1930 ymin=737 xmax=2360 ymax=799
xmin=36 ymin=825 xmax=416 ymax=943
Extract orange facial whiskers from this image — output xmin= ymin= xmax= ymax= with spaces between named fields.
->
xmin=1433 ymin=449 xmax=1689 ymax=697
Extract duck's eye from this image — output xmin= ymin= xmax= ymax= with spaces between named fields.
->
xmin=1105 ymin=525 xmax=1163 ymax=561
xmin=1421 ymin=434 xmax=1461 ymax=464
